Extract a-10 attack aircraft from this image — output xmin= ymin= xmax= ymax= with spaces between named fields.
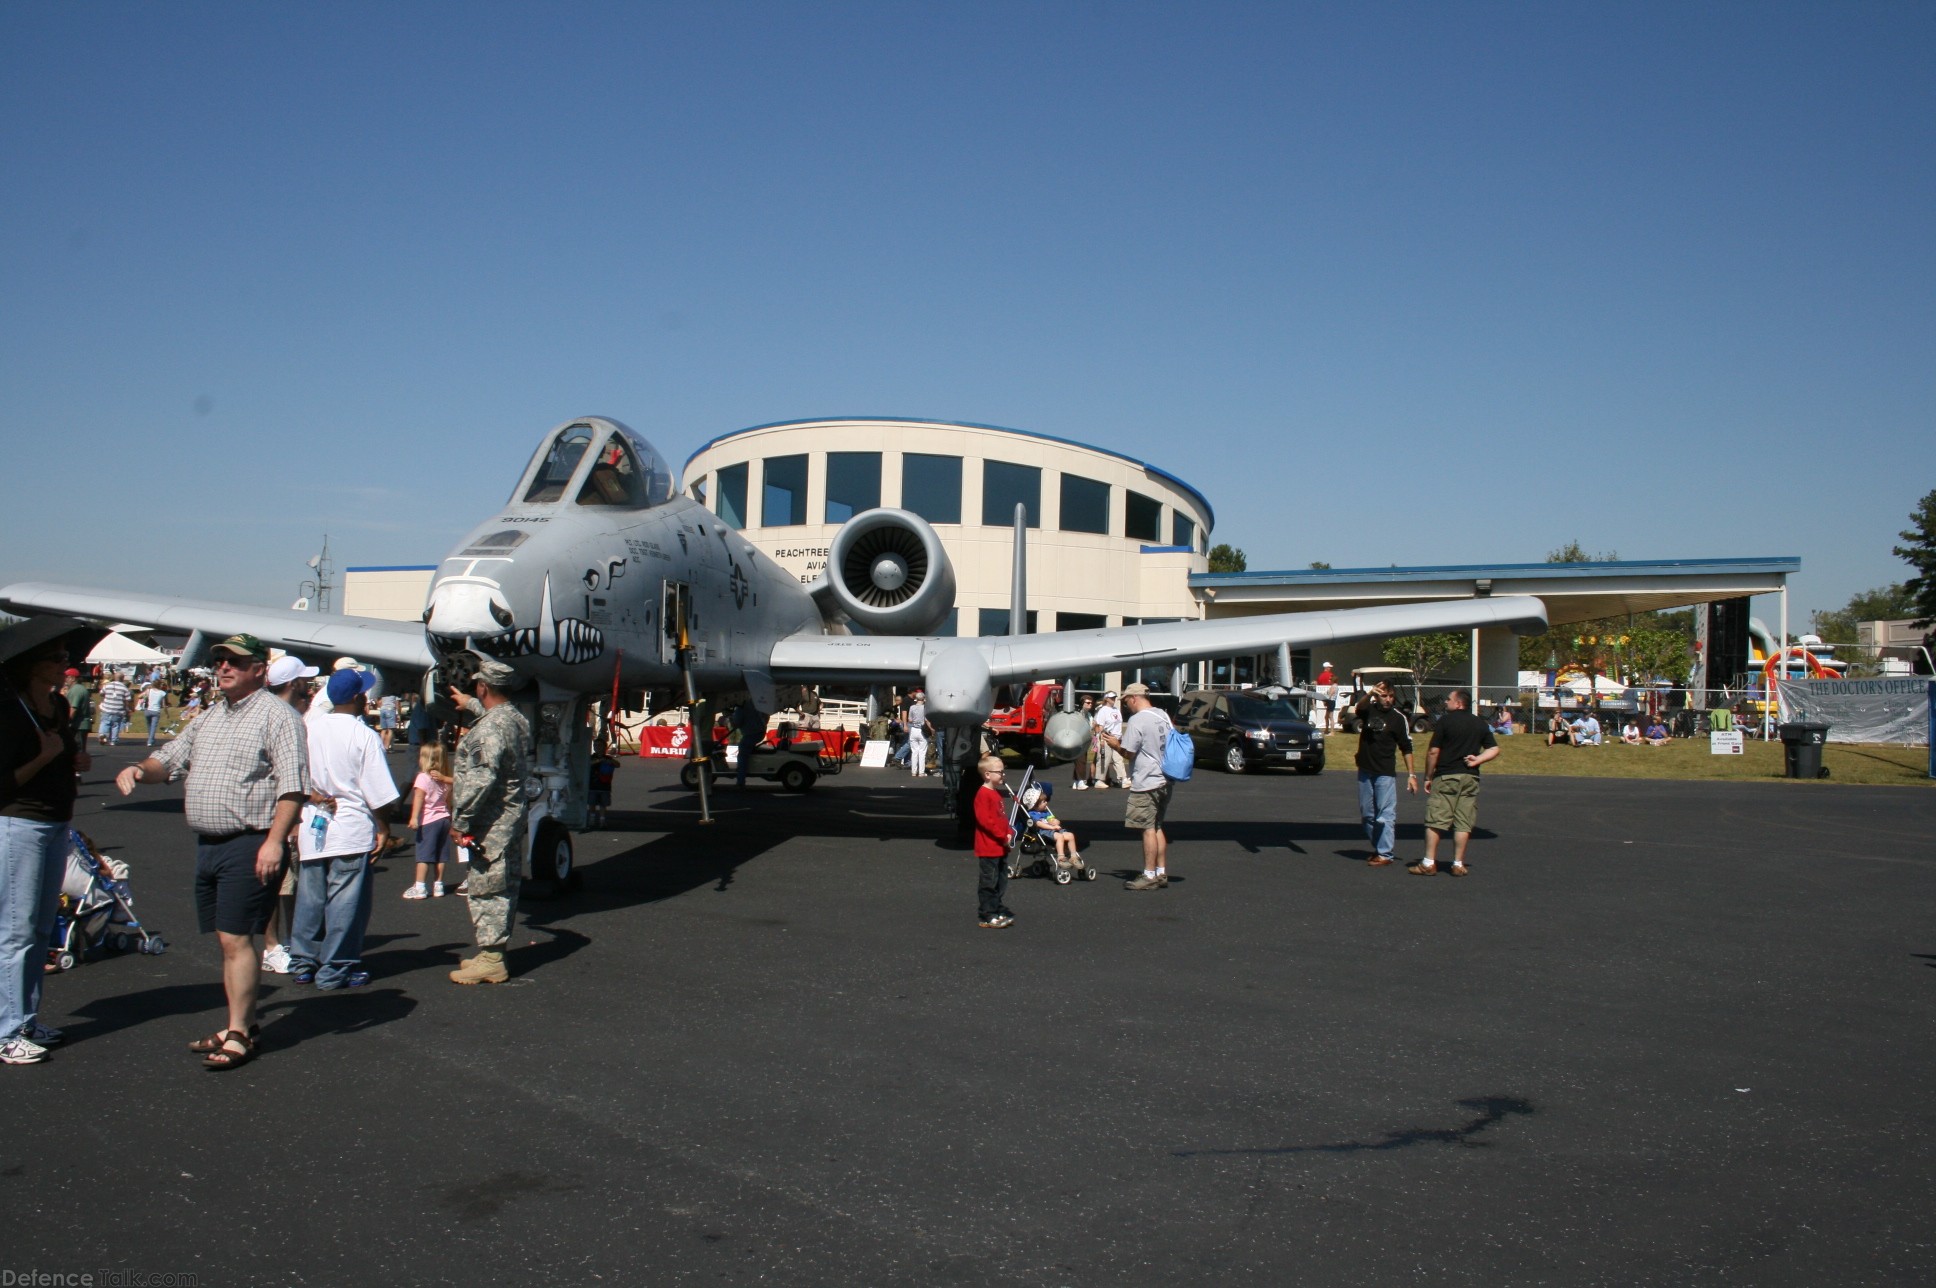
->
xmin=2 ymin=415 xmax=1548 ymax=888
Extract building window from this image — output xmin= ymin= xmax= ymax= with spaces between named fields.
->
xmin=1058 ymin=474 xmax=1109 ymax=535
xmin=824 ymin=451 xmax=881 ymax=524
xmin=1055 ymin=612 xmax=1106 ymax=632
xmin=715 ymin=463 xmax=749 ymax=530
xmin=1125 ymin=490 xmax=1161 ymax=542
xmin=978 ymin=607 xmax=1038 ymax=636
xmin=901 ymin=453 xmax=961 ymax=524
xmin=762 ymin=454 xmax=808 ymax=527
xmin=982 ymin=461 xmax=1040 ymax=527
xmin=1173 ymin=512 xmax=1196 ymax=549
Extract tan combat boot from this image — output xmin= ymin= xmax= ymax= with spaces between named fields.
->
xmin=449 ymin=949 xmax=509 ymax=985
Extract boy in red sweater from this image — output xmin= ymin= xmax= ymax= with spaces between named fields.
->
xmin=973 ymin=754 xmax=1016 ymax=929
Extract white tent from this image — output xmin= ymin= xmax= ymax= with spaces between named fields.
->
xmin=85 ymin=631 xmax=173 ymax=665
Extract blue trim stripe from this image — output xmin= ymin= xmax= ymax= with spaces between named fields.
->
xmin=683 ymin=417 xmax=1216 ymax=531
xmin=344 ymin=565 xmax=439 ymax=573
xmin=1139 ymin=544 xmax=1195 ymax=555
xmin=1192 ymin=556 xmax=1800 ymax=589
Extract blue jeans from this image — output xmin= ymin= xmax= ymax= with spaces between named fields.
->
xmin=145 ymin=710 xmax=165 ymax=745
xmin=99 ymin=713 xmax=127 ymax=745
xmin=1357 ymin=771 xmax=1398 ymax=858
xmin=0 ymin=817 xmax=66 ymax=1038
xmin=288 ymin=854 xmax=375 ymax=987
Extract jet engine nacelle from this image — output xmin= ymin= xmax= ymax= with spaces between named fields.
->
xmin=818 ymin=508 xmax=958 ymax=636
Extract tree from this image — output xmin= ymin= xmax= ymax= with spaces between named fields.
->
xmin=1810 ymin=583 xmax=1918 ymax=644
xmin=1208 ymin=543 xmax=1247 ymax=573
xmin=1546 ymin=540 xmax=1618 ymax=564
xmin=1610 ymin=626 xmax=1693 ymax=685
xmin=1894 ymin=488 xmax=1936 ymax=627
xmin=1382 ymin=632 xmax=1469 ymax=684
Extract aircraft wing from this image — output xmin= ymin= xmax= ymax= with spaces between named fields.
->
xmin=0 ymin=582 xmax=434 ymax=671
xmin=768 ymin=595 xmax=1548 ymax=685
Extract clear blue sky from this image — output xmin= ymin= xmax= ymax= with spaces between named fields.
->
xmin=3 ymin=2 xmax=1930 ymax=628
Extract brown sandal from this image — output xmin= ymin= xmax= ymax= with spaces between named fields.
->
xmin=202 ymin=1030 xmax=256 ymax=1070
xmin=189 ymin=1023 xmax=259 ymax=1053
xmin=1448 ymin=863 xmax=1470 ymax=877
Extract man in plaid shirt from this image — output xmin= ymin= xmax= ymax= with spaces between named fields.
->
xmin=118 ymin=633 xmax=307 ymax=1070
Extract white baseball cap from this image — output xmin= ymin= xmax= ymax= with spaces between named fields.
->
xmin=267 ymin=656 xmax=320 ymax=687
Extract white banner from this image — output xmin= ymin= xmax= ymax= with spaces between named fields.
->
xmin=1776 ymin=678 xmax=1931 ymax=746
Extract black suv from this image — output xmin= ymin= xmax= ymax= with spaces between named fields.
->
xmin=1175 ymin=689 xmax=1325 ymax=775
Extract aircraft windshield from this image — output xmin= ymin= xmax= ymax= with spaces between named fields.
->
xmin=576 ymin=434 xmax=649 ymax=507
xmin=522 ymin=425 xmax=596 ymax=504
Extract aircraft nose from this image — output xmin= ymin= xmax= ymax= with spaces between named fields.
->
xmin=426 ymin=582 xmax=514 ymax=639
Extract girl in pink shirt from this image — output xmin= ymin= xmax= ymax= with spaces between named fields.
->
xmin=404 ymin=744 xmax=453 ymax=898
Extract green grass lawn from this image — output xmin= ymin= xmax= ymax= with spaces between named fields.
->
xmin=1324 ymin=730 xmax=1934 ymax=787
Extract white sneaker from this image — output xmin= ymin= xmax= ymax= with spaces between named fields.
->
xmin=261 ymin=944 xmax=292 ymax=974
xmin=1072 ymin=781 xmax=1090 ymax=790
xmin=20 ymin=1023 xmax=62 ymax=1045
xmin=402 ymin=884 xmax=428 ymax=900
xmin=1 ymin=1036 xmax=47 ymax=1065
xmin=432 ymin=882 xmax=446 ymax=897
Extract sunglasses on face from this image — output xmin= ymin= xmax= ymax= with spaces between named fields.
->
xmin=215 ymin=655 xmax=261 ymax=670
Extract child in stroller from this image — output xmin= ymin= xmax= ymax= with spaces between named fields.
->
xmin=1018 ymin=781 xmax=1096 ymax=885
xmin=49 ymin=829 xmax=166 ymax=972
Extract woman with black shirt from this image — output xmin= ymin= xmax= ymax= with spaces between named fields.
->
xmin=1 ymin=628 xmax=92 ymax=1065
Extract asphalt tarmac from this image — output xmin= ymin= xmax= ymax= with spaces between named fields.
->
xmin=3 ymin=744 xmax=1933 ymax=1286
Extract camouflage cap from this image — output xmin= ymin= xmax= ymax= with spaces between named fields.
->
xmin=210 ymin=633 xmax=270 ymax=662
xmin=471 ymin=654 xmax=522 ymax=690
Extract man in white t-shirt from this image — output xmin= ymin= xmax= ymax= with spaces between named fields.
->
xmin=139 ymin=680 xmax=170 ymax=746
xmin=287 ymin=668 xmax=398 ymax=989
xmin=1104 ymin=683 xmax=1176 ymax=890
xmin=906 ymin=690 xmax=930 ymax=779
xmin=1088 ymin=692 xmax=1126 ymax=789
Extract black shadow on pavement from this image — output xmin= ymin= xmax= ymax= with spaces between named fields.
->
xmin=1174 ymin=1096 xmax=1536 ymax=1158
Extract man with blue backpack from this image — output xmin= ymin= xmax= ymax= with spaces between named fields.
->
xmin=1104 ymin=682 xmax=1192 ymax=890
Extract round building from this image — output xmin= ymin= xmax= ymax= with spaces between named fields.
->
xmin=681 ymin=418 xmax=1212 ymax=649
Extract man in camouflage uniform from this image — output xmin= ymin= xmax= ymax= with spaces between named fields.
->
xmin=447 ymin=655 xmax=532 ymax=985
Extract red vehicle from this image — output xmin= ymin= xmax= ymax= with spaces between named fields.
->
xmin=985 ymin=681 xmax=1068 ymax=763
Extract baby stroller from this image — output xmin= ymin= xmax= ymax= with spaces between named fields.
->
xmin=50 ymin=829 xmax=166 ymax=972
xmin=1009 ymin=779 xmax=1098 ymax=886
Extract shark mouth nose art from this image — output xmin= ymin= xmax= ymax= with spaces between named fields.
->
xmin=490 ymin=575 xmax=604 ymax=665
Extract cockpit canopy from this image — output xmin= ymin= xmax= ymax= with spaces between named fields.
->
xmin=511 ymin=418 xmax=675 ymax=510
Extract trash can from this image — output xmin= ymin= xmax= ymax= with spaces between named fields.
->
xmin=1777 ymin=721 xmax=1831 ymax=779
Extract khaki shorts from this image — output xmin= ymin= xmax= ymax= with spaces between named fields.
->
xmin=1424 ymin=774 xmax=1481 ymax=834
xmin=1125 ymin=784 xmax=1172 ymax=831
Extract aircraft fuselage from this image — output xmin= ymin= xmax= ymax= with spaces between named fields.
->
xmin=422 ymin=418 xmax=822 ymax=697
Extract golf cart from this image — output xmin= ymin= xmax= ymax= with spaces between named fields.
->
xmin=1337 ymin=667 xmax=1436 ymax=733
xmin=679 ymin=726 xmax=845 ymax=793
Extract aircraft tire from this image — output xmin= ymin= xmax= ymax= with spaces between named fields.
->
xmin=527 ymin=820 xmax=576 ymax=900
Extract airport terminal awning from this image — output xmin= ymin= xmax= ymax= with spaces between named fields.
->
xmin=1193 ymin=557 xmax=1799 ymax=626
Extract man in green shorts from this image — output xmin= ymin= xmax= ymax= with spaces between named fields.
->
xmin=1411 ymin=689 xmax=1499 ymax=877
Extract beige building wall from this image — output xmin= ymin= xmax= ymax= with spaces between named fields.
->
xmin=682 ymin=419 xmax=1212 ymax=641
xmin=341 ymin=567 xmax=436 ymax=623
